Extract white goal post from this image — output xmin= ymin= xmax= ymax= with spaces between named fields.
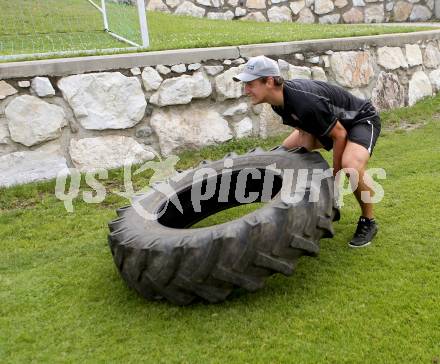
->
xmin=87 ymin=0 xmax=150 ymax=48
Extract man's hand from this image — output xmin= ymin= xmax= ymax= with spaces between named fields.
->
xmin=328 ymin=121 xmax=347 ymax=176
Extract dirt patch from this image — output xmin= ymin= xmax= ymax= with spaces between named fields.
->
xmin=383 ymin=120 xmax=427 ymax=132
xmin=0 ymin=191 xmax=47 ymax=211
xmin=431 ymin=112 xmax=440 ymax=121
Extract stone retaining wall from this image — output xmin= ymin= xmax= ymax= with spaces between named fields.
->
xmin=143 ymin=0 xmax=435 ymax=23
xmin=1 ymin=32 xmax=440 ymax=186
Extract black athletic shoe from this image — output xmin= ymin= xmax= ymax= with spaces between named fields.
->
xmin=348 ymin=217 xmax=378 ymax=248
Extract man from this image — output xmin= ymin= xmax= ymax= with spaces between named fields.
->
xmin=233 ymin=55 xmax=381 ymax=248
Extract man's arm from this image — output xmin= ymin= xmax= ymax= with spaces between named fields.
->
xmin=328 ymin=121 xmax=347 ymax=176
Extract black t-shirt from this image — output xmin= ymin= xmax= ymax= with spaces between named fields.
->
xmin=272 ymin=79 xmax=377 ymax=139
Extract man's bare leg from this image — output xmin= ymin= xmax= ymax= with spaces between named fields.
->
xmin=341 ymin=141 xmax=378 ymax=247
xmin=282 ymin=129 xmax=323 ymax=151
xmin=341 ymin=141 xmax=374 ymax=218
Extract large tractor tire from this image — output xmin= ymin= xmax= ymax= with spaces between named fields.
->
xmin=108 ymin=147 xmax=340 ymax=305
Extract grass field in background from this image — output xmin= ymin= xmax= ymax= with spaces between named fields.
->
xmin=1 ymin=95 xmax=440 ymax=362
xmin=0 ymin=0 xmax=436 ymax=61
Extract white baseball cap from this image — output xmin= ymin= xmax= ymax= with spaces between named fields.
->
xmin=233 ymin=55 xmax=281 ymax=82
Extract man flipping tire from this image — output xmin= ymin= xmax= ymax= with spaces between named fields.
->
xmin=233 ymin=56 xmax=381 ymax=248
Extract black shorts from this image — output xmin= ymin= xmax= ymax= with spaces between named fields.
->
xmin=318 ymin=115 xmax=381 ymax=155
xmin=348 ymin=115 xmax=381 ymax=155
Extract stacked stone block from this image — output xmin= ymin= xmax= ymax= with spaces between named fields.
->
xmin=142 ymin=0 xmax=434 ymax=23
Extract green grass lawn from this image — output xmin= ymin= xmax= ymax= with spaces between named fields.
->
xmin=1 ymin=95 xmax=440 ymax=362
xmin=0 ymin=0 xmax=436 ymax=61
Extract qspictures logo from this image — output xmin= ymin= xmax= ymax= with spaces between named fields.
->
xmin=54 ymin=149 xmax=386 ymax=220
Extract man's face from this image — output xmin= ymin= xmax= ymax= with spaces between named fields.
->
xmin=243 ymin=78 xmax=269 ymax=105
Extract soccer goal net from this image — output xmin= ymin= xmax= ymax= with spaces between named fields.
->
xmin=0 ymin=0 xmax=149 ymax=61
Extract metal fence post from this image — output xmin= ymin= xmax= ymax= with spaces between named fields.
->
xmin=136 ymin=0 xmax=150 ymax=48
xmin=101 ymin=0 xmax=109 ymax=31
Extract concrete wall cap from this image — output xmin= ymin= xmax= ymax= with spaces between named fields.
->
xmin=1 ymin=29 xmax=440 ymax=79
